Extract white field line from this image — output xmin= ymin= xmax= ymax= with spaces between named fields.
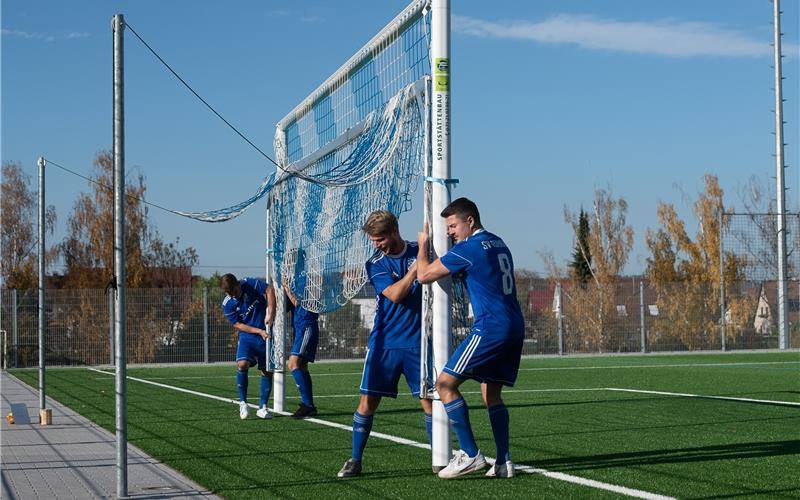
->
xmin=520 ymin=361 xmax=799 ymax=371
xmin=606 ymin=387 xmax=800 ymax=407
xmin=97 ymin=360 xmax=799 ymax=381
xmin=88 ymin=368 xmax=674 ymax=499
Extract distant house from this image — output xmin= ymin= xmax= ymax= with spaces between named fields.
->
xmin=753 ymin=285 xmax=773 ymax=335
xmin=751 ymin=281 xmax=800 ymax=335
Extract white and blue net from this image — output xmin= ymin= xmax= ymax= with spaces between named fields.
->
xmin=271 ymin=0 xmax=431 ymax=314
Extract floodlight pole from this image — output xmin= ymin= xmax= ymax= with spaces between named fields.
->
xmin=772 ymin=0 xmax=789 ymax=350
xmin=112 ymin=13 xmax=128 ymax=498
xmin=430 ymin=0 xmax=452 ymax=472
xmin=38 ymin=157 xmax=46 ymax=412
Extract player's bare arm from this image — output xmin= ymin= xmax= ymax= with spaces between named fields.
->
xmin=234 ymin=322 xmax=269 ymax=339
xmin=381 ymin=261 xmax=418 ymax=303
xmin=265 ymin=285 xmax=277 ymax=327
xmin=416 ymin=223 xmax=451 ymax=284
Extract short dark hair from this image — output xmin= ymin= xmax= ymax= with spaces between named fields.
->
xmin=221 ymin=273 xmax=239 ymax=294
xmin=441 ymin=197 xmax=481 ymax=226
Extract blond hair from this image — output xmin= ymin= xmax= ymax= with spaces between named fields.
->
xmin=362 ymin=210 xmax=398 ymax=236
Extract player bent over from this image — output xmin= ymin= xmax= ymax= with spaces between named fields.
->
xmin=221 ymin=273 xmax=277 ymax=420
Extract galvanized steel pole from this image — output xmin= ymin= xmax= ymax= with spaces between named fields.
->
xmin=112 ymin=13 xmax=128 ymax=498
xmin=719 ymin=209 xmax=727 ymax=351
xmin=773 ymin=0 xmax=789 ymax=349
xmin=639 ymin=280 xmax=646 ymax=353
xmin=38 ymin=157 xmax=46 ymax=411
xmin=203 ymin=287 xmax=209 ymax=364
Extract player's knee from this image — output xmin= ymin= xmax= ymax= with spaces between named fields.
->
xmin=357 ymin=395 xmax=379 ymax=416
xmin=237 ymin=360 xmax=250 ymax=370
xmin=287 ymin=355 xmax=303 ymax=371
xmin=435 ymin=377 xmax=456 ymax=398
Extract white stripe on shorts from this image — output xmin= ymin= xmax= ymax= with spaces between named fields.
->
xmin=299 ymin=326 xmax=310 ymax=355
xmin=454 ymin=334 xmax=481 ymax=374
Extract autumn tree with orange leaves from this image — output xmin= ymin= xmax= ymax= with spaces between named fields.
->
xmin=645 ymin=174 xmax=749 ymax=349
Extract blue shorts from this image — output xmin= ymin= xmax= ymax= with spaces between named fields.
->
xmin=290 ymin=322 xmax=319 ymax=362
xmin=236 ymin=332 xmax=275 ymax=372
xmin=360 ymin=347 xmax=421 ymax=398
xmin=443 ymin=331 xmax=523 ymax=386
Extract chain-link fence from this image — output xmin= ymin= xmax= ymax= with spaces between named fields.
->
xmin=2 ymin=277 xmax=794 ymax=368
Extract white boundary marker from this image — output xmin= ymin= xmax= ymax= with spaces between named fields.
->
xmin=519 ymin=361 xmax=800 ymax=371
xmin=88 ymin=368 xmax=675 ymax=499
xmin=606 ymin=387 xmax=800 ymax=407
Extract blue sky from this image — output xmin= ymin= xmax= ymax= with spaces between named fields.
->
xmin=2 ymin=0 xmax=798 ymax=278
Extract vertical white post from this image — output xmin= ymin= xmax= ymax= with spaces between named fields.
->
xmin=37 ymin=157 xmax=46 ymax=412
xmin=112 ymin=13 xmax=128 ymax=498
xmin=267 ymin=201 xmax=285 ymax=413
xmin=773 ymin=0 xmax=789 ymax=350
xmin=430 ymin=0 xmax=452 ymax=471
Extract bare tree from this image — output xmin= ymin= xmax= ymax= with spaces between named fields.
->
xmin=558 ymin=188 xmax=634 ymax=352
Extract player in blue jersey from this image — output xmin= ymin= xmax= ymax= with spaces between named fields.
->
xmin=417 ymin=197 xmax=525 ymax=479
xmin=337 ymin=210 xmax=434 ymax=478
xmin=283 ymin=271 xmax=320 ymax=419
xmin=221 ymin=273 xmax=277 ymax=420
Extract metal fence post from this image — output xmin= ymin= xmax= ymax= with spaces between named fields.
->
xmin=556 ymin=282 xmax=564 ymax=355
xmin=639 ymin=280 xmax=646 ymax=353
xmin=12 ymin=289 xmax=18 ymax=368
xmin=203 ymin=287 xmax=209 ymax=363
xmin=719 ymin=210 xmax=727 ymax=352
xmin=109 ymin=290 xmax=115 ymax=366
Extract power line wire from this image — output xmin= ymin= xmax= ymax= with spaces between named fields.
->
xmin=44 ymin=158 xmax=183 ymax=217
xmin=123 ymin=21 xmax=279 ymax=168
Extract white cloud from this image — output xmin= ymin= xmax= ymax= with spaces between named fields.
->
xmin=453 ymin=14 xmax=798 ymax=58
xmin=2 ymin=28 xmax=89 ymax=42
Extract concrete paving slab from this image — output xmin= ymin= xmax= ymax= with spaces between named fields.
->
xmin=1 ymin=370 xmax=220 ymax=499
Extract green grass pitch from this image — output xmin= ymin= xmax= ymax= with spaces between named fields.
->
xmin=10 ymin=351 xmax=800 ymax=499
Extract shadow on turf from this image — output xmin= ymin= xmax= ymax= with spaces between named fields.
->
xmin=526 ymin=440 xmax=800 ymax=472
xmin=215 ymin=465 xmax=486 ymax=494
xmin=689 ymin=486 xmax=800 ymax=499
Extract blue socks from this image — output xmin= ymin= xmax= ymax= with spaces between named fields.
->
xmin=488 ymin=404 xmax=510 ymax=464
xmin=351 ymin=411 xmax=374 ymax=461
xmin=291 ymin=368 xmax=314 ymax=407
xmin=236 ymin=369 xmax=248 ymax=402
xmin=260 ymin=374 xmax=272 ymax=409
xmin=424 ymin=412 xmax=433 ymax=446
xmin=444 ymin=397 xmax=478 ymax=457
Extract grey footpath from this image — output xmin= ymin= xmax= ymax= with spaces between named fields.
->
xmin=1 ymin=370 xmax=220 ymax=499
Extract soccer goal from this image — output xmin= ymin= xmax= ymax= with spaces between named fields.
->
xmin=267 ymin=0 xmax=454 ymax=469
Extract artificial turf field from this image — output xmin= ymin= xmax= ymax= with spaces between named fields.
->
xmin=10 ymin=351 xmax=800 ymax=499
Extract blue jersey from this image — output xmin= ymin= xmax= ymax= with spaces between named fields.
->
xmin=440 ymin=229 xmax=524 ymax=337
xmin=366 ymin=241 xmax=422 ymax=350
xmin=222 ymin=278 xmax=270 ymax=332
